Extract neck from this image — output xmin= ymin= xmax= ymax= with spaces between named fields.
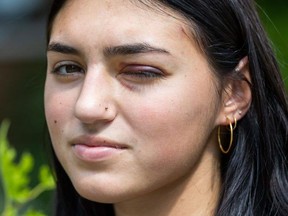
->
xmin=114 ymin=150 xmax=221 ymax=216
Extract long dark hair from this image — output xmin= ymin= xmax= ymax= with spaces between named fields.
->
xmin=46 ymin=0 xmax=288 ymax=215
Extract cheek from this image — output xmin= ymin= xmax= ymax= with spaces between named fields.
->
xmin=123 ymin=85 xmax=218 ymax=169
xmin=45 ymin=98 xmax=64 ymax=154
xmin=44 ymin=88 xmax=75 ymax=168
xmin=127 ymin=84 xmax=216 ymax=140
xmin=44 ymin=84 xmax=75 ymax=143
xmin=122 ymin=98 xmax=216 ymax=191
xmin=45 ymin=95 xmax=63 ymax=127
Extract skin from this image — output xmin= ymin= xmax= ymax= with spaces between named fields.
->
xmin=45 ymin=0 xmax=251 ymax=215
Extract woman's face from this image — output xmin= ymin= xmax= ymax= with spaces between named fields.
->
xmin=45 ymin=0 xmax=224 ymax=203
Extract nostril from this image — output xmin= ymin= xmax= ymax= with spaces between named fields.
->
xmin=73 ymin=75 xmax=117 ymax=124
xmin=74 ymin=100 xmax=116 ymax=124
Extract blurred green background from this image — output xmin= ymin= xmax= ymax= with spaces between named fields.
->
xmin=0 ymin=0 xmax=287 ymax=215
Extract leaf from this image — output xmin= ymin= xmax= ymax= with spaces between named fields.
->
xmin=20 ymin=153 xmax=34 ymax=173
xmin=39 ymin=166 xmax=55 ymax=189
xmin=0 ymin=120 xmax=11 ymax=174
xmin=24 ymin=208 xmax=46 ymax=216
xmin=2 ymin=150 xmax=34 ymax=203
xmin=0 ymin=120 xmax=55 ymax=215
xmin=2 ymin=205 xmax=17 ymax=216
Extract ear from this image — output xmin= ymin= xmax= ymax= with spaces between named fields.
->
xmin=216 ymin=56 xmax=252 ymax=126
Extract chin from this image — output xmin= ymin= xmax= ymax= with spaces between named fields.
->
xmin=75 ymin=186 xmax=132 ymax=204
xmin=71 ymin=176 xmax=133 ymax=204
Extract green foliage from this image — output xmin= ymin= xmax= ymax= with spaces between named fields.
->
xmin=0 ymin=120 xmax=55 ymax=216
xmin=256 ymin=0 xmax=288 ymax=88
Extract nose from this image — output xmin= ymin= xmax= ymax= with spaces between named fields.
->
xmin=74 ymin=68 xmax=116 ymax=125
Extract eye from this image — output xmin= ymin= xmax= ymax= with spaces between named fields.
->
xmin=119 ymin=65 xmax=165 ymax=82
xmin=52 ymin=63 xmax=85 ymax=76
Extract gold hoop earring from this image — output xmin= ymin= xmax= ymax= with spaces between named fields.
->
xmin=218 ymin=117 xmax=236 ymax=154
xmin=232 ymin=117 xmax=237 ymax=130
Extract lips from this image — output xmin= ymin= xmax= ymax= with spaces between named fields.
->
xmin=70 ymin=135 xmax=128 ymax=161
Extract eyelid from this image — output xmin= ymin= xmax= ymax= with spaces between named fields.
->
xmin=51 ymin=61 xmax=85 ymax=75
xmin=117 ymin=65 xmax=167 ymax=89
xmin=121 ymin=65 xmax=165 ymax=75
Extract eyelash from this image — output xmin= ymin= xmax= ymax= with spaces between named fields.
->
xmin=50 ymin=63 xmax=165 ymax=84
xmin=51 ymin=63 xmax=85 ymax=76
xmin=119 ymin=65 xmax=165 ymax=80
xmin=123 ymin=71 xmax=162 ymax=79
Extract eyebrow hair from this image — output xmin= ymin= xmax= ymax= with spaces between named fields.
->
xmin=103 ymin=43 xmax=170 ymax=57
xmin=47 ymin=42 xmax=170 ymax=57
xmin=47 ymin=43 xmax=79 ymax=55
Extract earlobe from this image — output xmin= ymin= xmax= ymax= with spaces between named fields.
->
xmin=217 ymin=56 xmax=252 ymax=125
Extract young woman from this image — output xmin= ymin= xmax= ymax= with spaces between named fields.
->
xmin=44 ymin=0 xmax=288 ymax=215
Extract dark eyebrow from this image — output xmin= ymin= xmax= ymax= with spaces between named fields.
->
xmin=47 ymin=42 xmax=170 ymax=57
xmin=47 ymin=43 xmax=79 ymax=55
xmin=103 ymin=43 xmax=170 ymax=57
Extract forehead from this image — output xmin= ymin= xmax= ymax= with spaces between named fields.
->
xmin=47 ymin=0 xmax=211 ymax=71
xmin=55 ymin=0 xmax=181 ymax=24
xmin=50 ymin=0 xmax=197 ymax=47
